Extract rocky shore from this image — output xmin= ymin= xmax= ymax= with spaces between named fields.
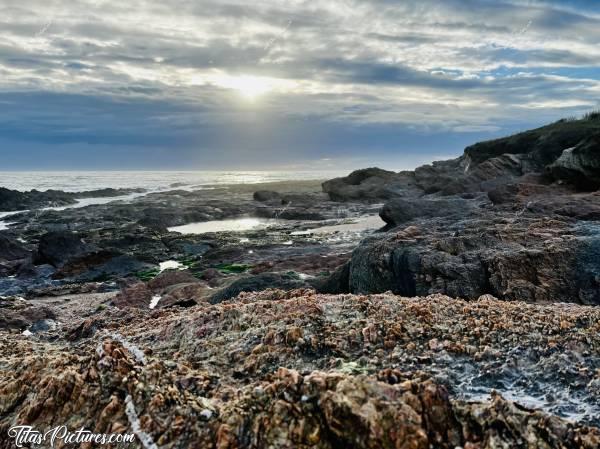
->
xmin=1 ymin=114 xmax=600 ymax=447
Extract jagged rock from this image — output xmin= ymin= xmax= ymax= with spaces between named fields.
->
xmin=548 ymin=133 xmax=600 ymax=190
xmin=1 ymin=292 xmax=599 ymax=448
xmin=464 ymin=116 xmax=600 ymax=167
xmin=340 ymin=215 xmax=600 ymax=304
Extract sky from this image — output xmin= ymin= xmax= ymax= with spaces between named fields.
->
xmin=0 ymin=0 xmax=599 ymax=170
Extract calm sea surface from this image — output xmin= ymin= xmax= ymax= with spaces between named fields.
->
xmin=0 ymin=170 xmax=347 ymax=192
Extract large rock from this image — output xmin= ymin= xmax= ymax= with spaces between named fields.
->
xmin=547 ymin=133 xmax=600 ymax=190
xmin=322 ymin=167 xmax=418 ymax=201
xmin=1 ymin=292 xmax=599 ymax=448
xmin=340 ymin=216 xmax=600 ymax=304
xmin=379 ymin=197 xmax=478 ymax=228
xmin=35 ymin=231 xmax=97 ymax=268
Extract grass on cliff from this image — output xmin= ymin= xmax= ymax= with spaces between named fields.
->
xmin=465 ymin=110 xmax=600 ymax=165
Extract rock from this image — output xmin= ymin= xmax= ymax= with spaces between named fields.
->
xmin=313 ymin=262 xmax=350 ymax=294
xmin=379 ymin=197 xmax=477 ymax=228
xmin=147 ymin=269 xmax=199 ymax=291
xmin=35 ymin=231 xmax=97 ymax=268
xmin=0 ymin=235 xmax=30 ymax=262
xmin=55 ymin=251 xmax=155 ymax=282
xmin=547 ymin=133 xmax=600 ymax=190
xmin=322 ymin=167 xmax=418 ymax=201
xmin=0 ymin=187 xmax=76 ymax=212
xmin=464 ymin=116 xmax=600 ymax=167
xmin=210 ymin=272 xmax=307 ymax=303
xmin=341 ymin=214 xmax=600 ymax=304
xmin=112 ymin=281 xmax=152 ymax=308
xmin=1 ymin=292 xmax=599 ymax=447
xmin=0 ymin=297 xmax=56 ymax=331
xmin=0 ymin=187 xmax=144 ymax=212
xmin=253 ymin=190 xmax=281 ymax=202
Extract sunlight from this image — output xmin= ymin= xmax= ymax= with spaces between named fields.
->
xmin=216 ymin=74 xmax=273 ymax=99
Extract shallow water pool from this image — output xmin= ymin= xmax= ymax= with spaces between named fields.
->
xmin=168 ymin=217 xmax=280 ymax=235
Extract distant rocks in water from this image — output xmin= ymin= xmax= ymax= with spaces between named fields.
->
xmin=253 ymin=190 xmax=281 ymax=202
xmin=253 ymin=190 xmax=329 ymax=220
xmin=0 ymin=187 xmax=77 ymax=212
xmin=0 ymin=187 xmax=145 ymax=212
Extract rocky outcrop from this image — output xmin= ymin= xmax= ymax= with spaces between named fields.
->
xmin=316 ymin=115 xmax=600 ymax=304
xmin=548 ymin=133 xmax=600 ymax=189
xmin=322 ymin=167 xmax=420 ymax=201
xmin=341 ymin=214 xmax=600 ymax=304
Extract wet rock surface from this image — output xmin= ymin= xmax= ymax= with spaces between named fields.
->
xmin=0 ymin=186 xmax=144 ymax=212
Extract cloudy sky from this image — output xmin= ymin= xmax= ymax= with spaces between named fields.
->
xmin=1 ymin=0 xmax=599 ymax=170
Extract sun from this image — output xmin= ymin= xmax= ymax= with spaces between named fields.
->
xmin=216 ymin=75 xmax=273 ymax=100
xmin=231 ymin=75 xmax=272 ymax=99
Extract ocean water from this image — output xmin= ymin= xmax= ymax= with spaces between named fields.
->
xmin=0 ymin=170 xmax=346 ymax=193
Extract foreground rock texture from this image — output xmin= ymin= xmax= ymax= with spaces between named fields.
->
xmin=1 ymin=291 xmax=599 ymax=448
xmin=321 ymin=115 xmax=600 ymax=304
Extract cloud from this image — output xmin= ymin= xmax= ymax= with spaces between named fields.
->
xmin=0 ymin=0 xmax=598 ymax=169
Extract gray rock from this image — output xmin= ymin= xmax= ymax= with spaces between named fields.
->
xmin=253 ymin=190 xmax=281 ymax=202
xmin=547 ymin=134 xmax=600 ymax=190
xmin=210 ymin=272 xmax=307 ymax=303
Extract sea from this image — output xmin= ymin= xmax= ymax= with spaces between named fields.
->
xmin=0 ymin=170 xmax=347 ymax=192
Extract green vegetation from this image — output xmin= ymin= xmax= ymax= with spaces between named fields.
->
xmin=135 ymin=268 xmax=161 ymax=281
xmin=215 ymin=263 xmax=252 ymax=274
xmin=465 ymin=111 xmax=600 ymax=165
